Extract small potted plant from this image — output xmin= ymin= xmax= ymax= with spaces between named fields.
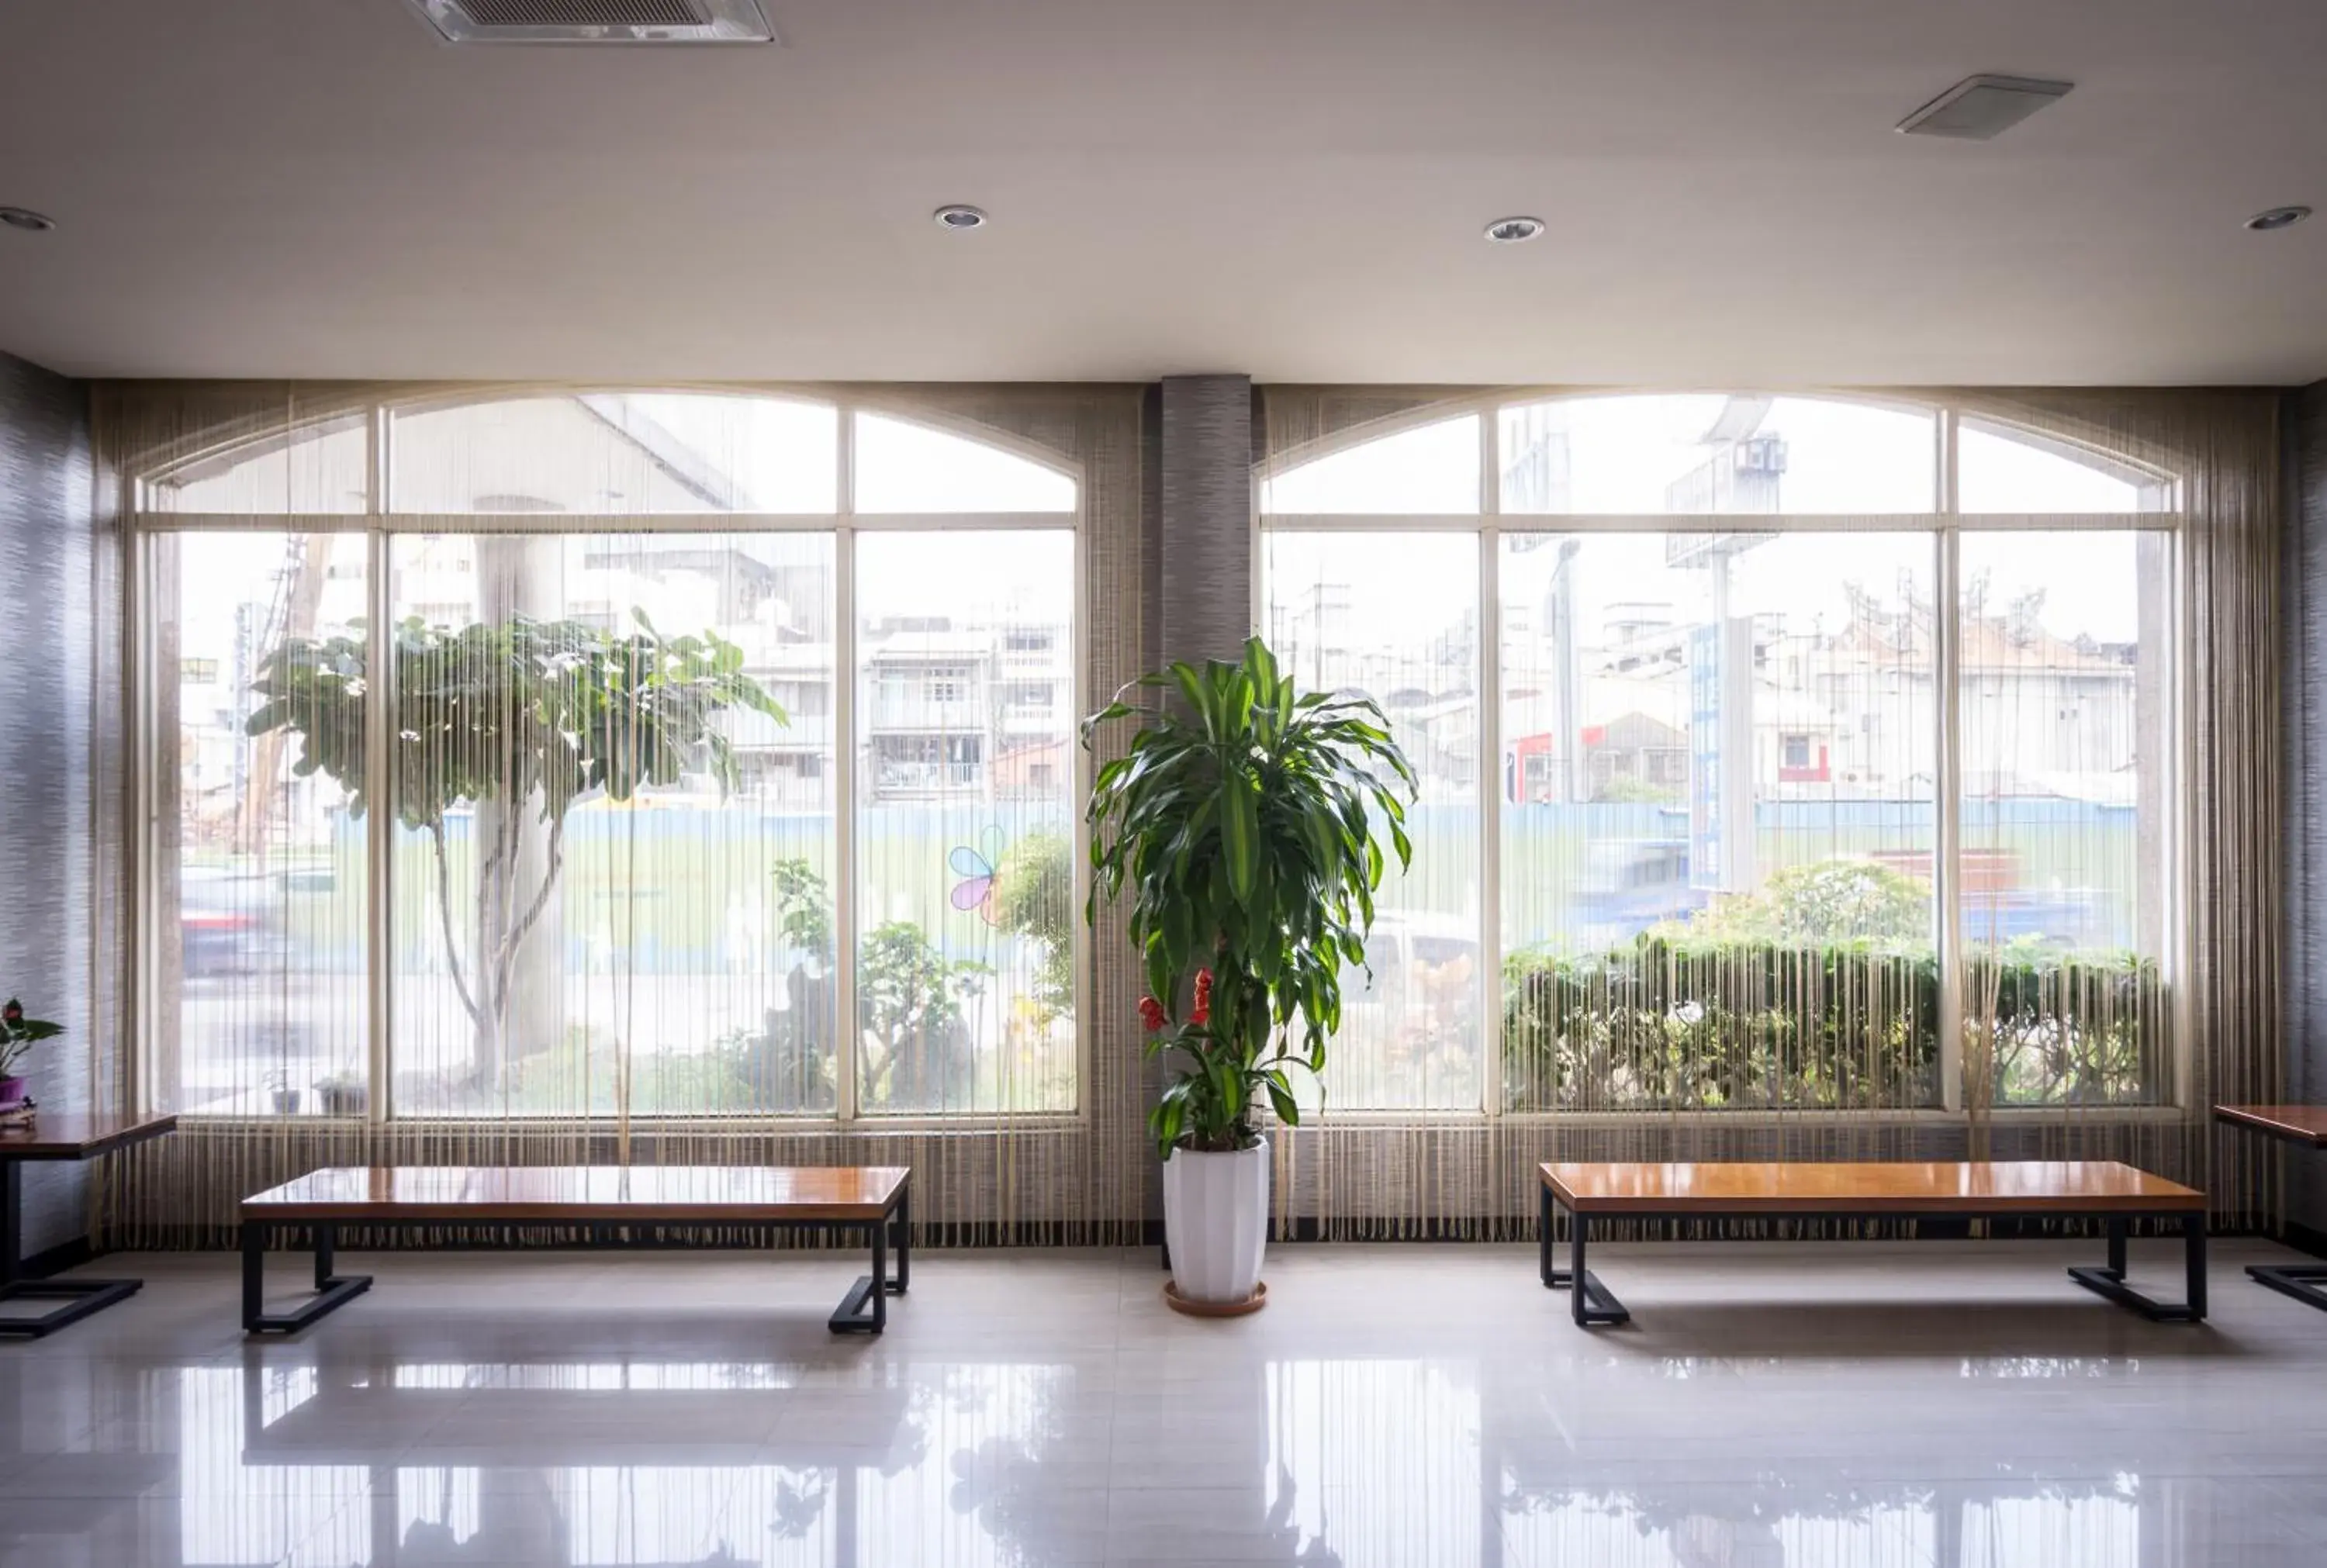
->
xmin=264 ymin=1069 xmax=303 ymax=1115
xmin=314 ymin=1069 xmax=368 ymax=1117
xmin=1084 ymin=638 xmax=1413 ymax=1313
xmin=1 ymin=997 xmax=63 ymax=1113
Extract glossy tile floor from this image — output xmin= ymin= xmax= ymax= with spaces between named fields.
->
xmin=3 ymin=1237 xmax=2326 ymax=1566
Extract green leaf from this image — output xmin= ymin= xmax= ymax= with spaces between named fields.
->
xmin=1220 ymin=765 xmax=1259 ymax=902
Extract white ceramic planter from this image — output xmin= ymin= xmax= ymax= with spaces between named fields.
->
xmin=1162 ymin=1136 xmax=1270 ymax=1305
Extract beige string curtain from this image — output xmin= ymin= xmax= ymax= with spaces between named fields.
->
xmin=79 ymin=378 xmax=2285 ymax=1248
xmin=88 ymin=380 xmax=1154 ymax=1247
xmin=1257 ymin=385 xmax=2282 ymax=1236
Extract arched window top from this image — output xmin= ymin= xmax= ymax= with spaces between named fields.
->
xmin=852 ymin=412 xmax=1077 ymax=513
xmin=1262 ymin=414 xmax=1480 ymax=515
xmin=137 ymin=391 xmax=1081 ymax=521
xmin=1958 ymin=416 xmax=2173 ymax=514
xmin=1261 ymin=392 xmax=2177 ymax=523
xmin=143 ymin=411 xmax=370 ymax=515
xmin=392 ymin=392 xmax=839 ymax=515
xmin=1498 ymin=394 xmax=1935 ymax=516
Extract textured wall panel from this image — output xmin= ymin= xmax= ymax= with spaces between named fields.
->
xmin=0 ymin=350 xmax=95 ymax=1259
xmin=1158 ymin=375 xmax=1253 ymax=670
xmin=2285 ymin=384 xmax=2327 ymax=1232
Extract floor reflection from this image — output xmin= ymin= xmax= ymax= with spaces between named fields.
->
xmin=3 ymin=1247 xmax=2324 ymax=1566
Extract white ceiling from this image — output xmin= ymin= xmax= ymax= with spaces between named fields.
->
xmin=3 ymin=0 xmax=2325 ymax=385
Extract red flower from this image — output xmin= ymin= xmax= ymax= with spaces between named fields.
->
xmin=1191 ymin=969 xmax=1213 ymax=1027
xmin=1138 ymin=996 xmax=1166 ymax=1032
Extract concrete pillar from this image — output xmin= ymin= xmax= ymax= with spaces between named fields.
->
xmin=1157 ymin=375 xmax=1254 ymax=672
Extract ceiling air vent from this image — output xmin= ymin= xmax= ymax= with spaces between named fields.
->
xmin=403 ymin=0 xmax=775 ymax=43
xmin=1897 ymin=74 xmax=2073 ymax=140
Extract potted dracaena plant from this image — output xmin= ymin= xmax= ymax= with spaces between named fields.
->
xmin=1084 ymin=637 xmax=1414 ymax=1313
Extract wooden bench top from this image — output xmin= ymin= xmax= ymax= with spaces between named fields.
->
xmin=1540 ymin=1160 xmax=2203 ymax=1216
xmin=240 ymin=1166 xmax=908 ymax=1223
xmin=0 ymin=1110 xmax=177 ymax=1162
xmin=2213 ymin=1104 xmax=2327 ymax=1148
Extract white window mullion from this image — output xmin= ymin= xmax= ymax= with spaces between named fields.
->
xmin=366 ymin=403 xmax=394 ymax=1122
xmin=834 ymin=409 xmax=859 ymax=1125
xmin=1935 ymin=409 xmax=1964 ymax=1117
xmin=1478 ymin=414 xmax=1504 ymax=1120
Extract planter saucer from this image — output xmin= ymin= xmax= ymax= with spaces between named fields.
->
xmin=1163 ymin=1279 xmax=1267 ymax=1318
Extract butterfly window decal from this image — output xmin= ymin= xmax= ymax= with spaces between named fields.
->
xmin=949 ymin=826 xmax=1010 ymax=927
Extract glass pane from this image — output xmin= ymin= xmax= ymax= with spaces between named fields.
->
xmin=391 ymin=394 xmax=838 ymax=514
xmin=1499 ymin=395 xmax=1935 ymax=514
xmin=1263 ymin=531 xmax=1481 ymax=1111
xmin=388 ymin=531 xmax=838 ymax=1117
xmin=854 ymin=530 xmax=1077 ymax=1114
xmin=143 ymin=415 xmax=368 ymax=514
xmin=154 ymin=532 xmax=368 ymax=1114
xmin=1959 ymin=530 xmax=2170 ymax=1105
xmin=1500 ymin=531 xmax=1940 ymax=1111
xmin=853 ymin=413 xmax=1076 ymax=513
xmin=1959 ymin=418 xmax=2164 ymax=513
xmin=1261 ymin=415 xmax=1480 ymax=515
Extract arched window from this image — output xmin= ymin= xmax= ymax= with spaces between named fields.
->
xmin=1260 ymin=394 xmax=2176 ymax=1114
xmin=140 ymin=392 xmax=1080 ymax=1124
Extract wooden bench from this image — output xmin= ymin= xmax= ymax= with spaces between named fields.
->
xmin=240 ymin=1165 xmax=910 ymax=1337
xmin=1537 ymin=1160 xmax=2207 ymax=1328
xmin=2214 ymin=1104 xmax=2327 ymax=1313
xmin=1 ymin=1112 xmax=178 ymax=1338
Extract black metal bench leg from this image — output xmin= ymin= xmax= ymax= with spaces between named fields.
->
xmin=2067 ymin=1213 xmax=2207 ymax=1323
xmin=892 ymin=1183 xmax=910 ymax=1296
xmin=2186 ymin=1212 xmax=2208 ymax=1321
xmin=829 ymin=1215 xmax=894 ymax=1335
xmin=242 ymin=1220 xmax=263 ymax=1332
xmin=0 ymin=1160 xmax=143 ymax=1340
xmin=2246 ymin=1257 xmax=2327 ymax=1311
xmin=1539 ymin=1182 xmax=1555 ymax=1289
xmin=244 ymin=1220 xmax=373 ymax=1336
xmin=1543 ymin=1200 xmax=1630 ymax=1328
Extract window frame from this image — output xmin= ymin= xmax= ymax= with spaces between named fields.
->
xmin=1255 ymin=395 xmax=2187 ymax=1123
xmin=129 ymin=390 xmax=1089 ymax=1131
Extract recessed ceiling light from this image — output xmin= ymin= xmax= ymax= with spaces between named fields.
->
xmin=0 ymin=207 xmax=55 ymax=233
xmin=933 ymin=205 xmax=988 ymax=231
xmin=1897 ymin=74 xmax=2073 ymax=140
xmin=1484 ymin=216 xmax=1545 ymax=244
xmin=2246 ymin=205 xmax=2311 ymax=233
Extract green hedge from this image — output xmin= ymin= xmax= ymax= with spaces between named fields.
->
xmin=1501 ymin=938 xmax=2163 ymax=1112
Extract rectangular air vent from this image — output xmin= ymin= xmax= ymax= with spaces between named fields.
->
xmin=1897 ymin=74 xmax=2073 ymax=140
xmin=403 ymin=0 xmax=774 ymax=43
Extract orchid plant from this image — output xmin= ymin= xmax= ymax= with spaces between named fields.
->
xmin=0 ymin=997 xmax=62 ymax=1082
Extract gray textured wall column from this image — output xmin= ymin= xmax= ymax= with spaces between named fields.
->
xmin=1155 ymin=375 xmax=1254 ymax=672
xmin=1139 ymin=375 xmax=1255 ymax=1232
xmin=0 ymin=350 xmax=95 ymax=1263
xmin=2284 ymin=383 xmax=2327 ymax=1236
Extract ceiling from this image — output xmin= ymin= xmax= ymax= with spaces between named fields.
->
xmin=3 ymin=0 xmax=2325 ymax=385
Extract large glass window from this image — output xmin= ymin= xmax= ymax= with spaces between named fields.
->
xmin=1264 ymin=532 xmax=1481 ymax=1111
xmin=1959 ymin=531 xmax=2171 ymax=1106
xmin=385 ymin=531 xmax=838 ymax=1118
xmin=854 ymin=531 xmax=1077 ymax=1114
xmin=1499 ymin=531 xmax=1938 ymax=1111
xmin=153 ymin=531 xmax=369 ymax=1114
xmin=140 ymin=393 xmax=1079 ymax=1121
xmin=1260 ymin=395 xmax=2178 ymax=1114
